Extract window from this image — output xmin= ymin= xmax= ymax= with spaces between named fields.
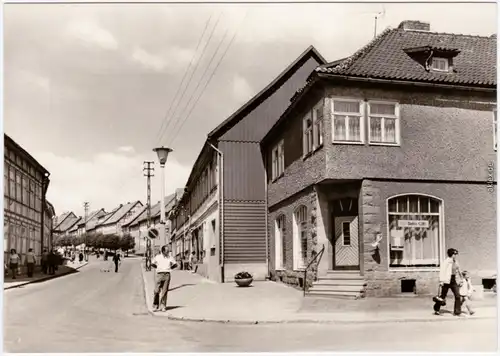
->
xmin=15 ymin=173 xmax=21 ymax=202
xmin=493 ymin=109 xmax=497 ymax=150
xmin=4 ymin=163 xmax=8 ymax=197
xmin=332 ymin=99 xmax=364 ymax=143
xmin=271 ymin=140 xmax=284 ymax=180
xmin=431 ymin=57 xmax=449 ymax=72
xmin=388 ymin=195 xmax=442 ymax=268
xmin=342 ymin=222 xmax=351 ymax=246
xmin=303 ymin=114 xmax=313 ymax=155
xmin=4 ymin=221 xmax=9 ymax=252
xmin=313 ymin=101 xmax=324 ymax=148
xmin=368 ymin=102 xmax=400 ymax=145
xmin=293 ymin=205 xmax=308 ymax=269
xmin=274 ymin=215 xmax=286 ymax=269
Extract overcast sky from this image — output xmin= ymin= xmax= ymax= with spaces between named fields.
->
xmin=3 ymin=2 xmax=496 ymax=217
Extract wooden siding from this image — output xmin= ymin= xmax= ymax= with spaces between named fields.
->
xmin=220 ymin=57 xmax=323 ymax=142
xmin=224 ymin=201 xmax=267 ymax=263
xmin=219 ymin=141 xmax=265 ymax=201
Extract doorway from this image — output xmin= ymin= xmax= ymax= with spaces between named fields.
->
xmin=331 ymin=198 xmax=360 ymax=270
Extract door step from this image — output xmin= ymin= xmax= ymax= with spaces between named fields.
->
xmin=313 ymin=279 xmax=367 ymax=286
xmin=306 ymin=290 xmax=362 ymax=299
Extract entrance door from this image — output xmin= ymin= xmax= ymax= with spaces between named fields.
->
xmin=333 ymin=216 xmax=360 ymax=269
xmin=331 ymin=197 xmax=360 ymax=270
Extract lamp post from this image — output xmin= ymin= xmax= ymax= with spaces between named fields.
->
xmin=153 ymin=146 xmax=172 ymax=248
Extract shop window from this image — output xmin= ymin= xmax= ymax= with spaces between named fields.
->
xmin=388 ymin=195 xmax=442 ymax=268
xmin=293 ymin=205 xmax=308 ymax=270
xmin=482 ymin=279 xmax=496 ymax=291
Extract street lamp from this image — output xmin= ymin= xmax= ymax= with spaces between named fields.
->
xmin=153 ymin=146 xmax=173 ymax=248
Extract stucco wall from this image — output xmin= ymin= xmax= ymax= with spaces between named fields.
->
xmin=361 ymin=179 xmax=497 ymax=297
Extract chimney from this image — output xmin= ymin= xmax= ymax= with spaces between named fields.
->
xmin=399 ymin=20 xmax=430 ymax=32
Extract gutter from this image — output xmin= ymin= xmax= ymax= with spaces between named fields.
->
xmin=208 ymin=141 xmax=225 ymax=283
xmin=316 ymin=72 xmax=497 ymax=92
xmin=263 ymin=150 xmax=270 ymax=280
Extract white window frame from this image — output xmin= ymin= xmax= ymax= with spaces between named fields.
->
xmin=431 ymin=57 xmax=449 ymax=72
xmin=302 ymin=113 xmax=314 ymax=156
xmin=312 ymin=99 xmax=324 ymax=149
xmin=368 ymin=100 xmax=401 ymax=146
xmin=271 ymin=140 xmax=285 ymax=181
xmin=386 ymin=194 xmax=445 ymax=271
xmin=493 ymin=109 xmax=497 ymax=151
xmin=341 ymin=221 xmax=351 ymax=246
xmin=331 ymin=98 xmax=365 ymax=144
xmin=292 ymin=205 xmax=308 ymax=270
xmin=274 ymin=215 xmax=285 ymax=270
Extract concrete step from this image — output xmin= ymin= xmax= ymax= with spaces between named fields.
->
xmin=309 ymin=285 xmax=365 ymax=293
xmin=306 ymin=290 xmax=361 ymax=299
xmin=313 ymin=279 xmax=367 ymax=286
xmin=326 ymin=270 xmax=360 ymax=274
xmin=319 ymin=274 xmax=364 ymax=280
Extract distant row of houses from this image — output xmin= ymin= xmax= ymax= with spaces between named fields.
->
xmin=53 ymin=189 xmax=184 ymax=253
xmin=167 ymin=20 xmax=497 ymax=298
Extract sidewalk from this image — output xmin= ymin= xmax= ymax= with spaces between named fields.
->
xmin=4 ymin=261 xmax=88 ymax=290
xmin=141 ymin=267 xmax=498 ymax=325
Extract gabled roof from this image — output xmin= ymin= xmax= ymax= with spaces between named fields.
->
xmin=77 ymin=209 xmax=105 ymax=227
xmin=86 ymin=209 xmax=109 ymax=231
xmin=100 ymin=201 xmax=143 ymax=226
xmin=4 ymin=134 xmax=50 ymax=177
xmin=126 ymin=190 xmax=182 ymax=227
xmin=57 ymin=215 xmax=80 ymax=233
xmin=54 ymin=212 xmax=77 ymax=230
xmin=316 ymin=22 xmax=496 ymax=87
xmin=122 ymin=205 xmax=147 ymax=228
xmin=68 ymin=217 xmax=83 ymax=232
xmin=175 ymin=46 xmax=328 ymax=208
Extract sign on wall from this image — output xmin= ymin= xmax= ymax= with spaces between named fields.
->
xmin=397 ymin=220 xmax=429 ymax=228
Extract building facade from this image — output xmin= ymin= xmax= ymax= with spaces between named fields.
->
xmin=43 ymin=201 xmax=56 ymax=251
xmin=261 ymin=21 xmax=497 ymax=297
xmin=170 ymin=46 xmax=327 ymax=282
xmin=96 ymin=201 xmax=143 ymax=236
xmin=4 ymin=134 xmax=52 ymax=267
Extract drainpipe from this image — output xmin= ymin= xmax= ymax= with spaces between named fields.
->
xmin=263 ymin=151 xmax=270 ymax=279
xmin=208 ymin=141 xmax=224 ymax=283
xmin=41 ymin=172 xmax=50 ymax=255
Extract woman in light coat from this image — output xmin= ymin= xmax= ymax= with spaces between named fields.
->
xmin=433 ymin=248 xmax=463 ymax=316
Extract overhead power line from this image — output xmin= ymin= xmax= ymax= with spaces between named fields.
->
xmin=157 ymin=12 xmax=223 ymax=145
xmin=155 ymin=12 xmax=214 ymax=145
xmin=169 ymin=11 xmax=249 ymax=147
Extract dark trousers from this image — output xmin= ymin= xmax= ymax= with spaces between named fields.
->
xmin=434 ymin=275 xmax=462 ymax=315
xmin=27 ymin=263 xmax=35 ymax=277
xmin=42 ymin=261 xmax=48 ymax=274
xmin=114 ymin=261 xmax=119 ymax=273
xmin=48 ymin=264 xmax=55 ymax=275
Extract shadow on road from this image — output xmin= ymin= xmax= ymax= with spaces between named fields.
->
xmin=170 ymin=284 xmax=195 ymax=291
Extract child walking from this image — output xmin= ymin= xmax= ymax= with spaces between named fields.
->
xmin=459 ymin=271 xmax=475 ymax=316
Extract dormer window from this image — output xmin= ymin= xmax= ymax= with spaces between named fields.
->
xmin=431 ymin=57 xmax=449 ymax=72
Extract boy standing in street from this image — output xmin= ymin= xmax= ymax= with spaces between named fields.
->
xmin=151 ymin=246 xmax=178 ymax=312
xmin=25 ymin=248 xmax=36 ymax=278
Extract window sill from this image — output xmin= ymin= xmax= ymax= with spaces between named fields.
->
xmin=302 ymin=144 xmax=323 ymax=161
xmin=332 ymin=141 xmax=365 ymax=145
xmin=271 ymin=173 xmax=284 ymax=183
xmin=388 ymin=267 xmax=439 ymax=272
xmin=368 ymin=142 xmax=401 ymax=147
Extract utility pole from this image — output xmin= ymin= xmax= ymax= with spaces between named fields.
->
xmin=143 ymin=161 xmax=155 ymax=271
xmin=83 ymin=201 xmax=89 ymax=261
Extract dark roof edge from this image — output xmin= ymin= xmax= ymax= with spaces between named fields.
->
xmin=207 ymin=45 xmax=327 ymax=140
xmin=54 ymin=212 xmax=77 ymax=230
xmin=100 ymin=201 xmax=142 ymax=226
xmin=4 ymin=134 xmax=50 ymax=176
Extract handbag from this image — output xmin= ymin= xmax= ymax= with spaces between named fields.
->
xmin=432 ymin=285 xmax=446 ymax=305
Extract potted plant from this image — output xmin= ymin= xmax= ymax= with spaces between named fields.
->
xmin=234 ymin=271 xmax=253 ymax=287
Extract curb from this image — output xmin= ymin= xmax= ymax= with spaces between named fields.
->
xmin=139 ymin=264 xmax=497 ymax=325
xmin=163 ymin=313 xmax=496 ymax=325
xmin=4 ymin=262 xmax=89 ymax=290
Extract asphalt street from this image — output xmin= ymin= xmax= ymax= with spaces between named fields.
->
xmin=3 ymin=258 xmax=498 ymax=353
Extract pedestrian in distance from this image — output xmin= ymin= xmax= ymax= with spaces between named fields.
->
xmin=25 ymin=248 xmax=36 ymax=278
xmin=113 ymin=252 xmax=121 ymax=273
xmin=79 ymin=252 xmax=84 ymax=263
xmin=433 ymin=248 xmax=463 ymax=317
xmin=188 ymin=251 xmax=195 ymax=272
xmin=151 ymin=246 xmax=178 ymax=312
xmin=9 ymin=249 xmax=20 ymax=279
xmin=41 ymin=248 xmax=48 ymax=274
xmin=459 ymin=271 xmax=475 ymax=316
xmin=47 ymin=249 xmax=56 ymax=275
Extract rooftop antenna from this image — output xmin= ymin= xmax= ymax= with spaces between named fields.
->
xmin=374 ymin=7 xmax=386 ymax=38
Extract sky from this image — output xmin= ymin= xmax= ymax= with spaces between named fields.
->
xmin=3 ymin=2 xmax=497 ymax=218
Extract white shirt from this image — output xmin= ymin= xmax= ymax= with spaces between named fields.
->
xmin=152 ymin=254 xmax=176 ymax=273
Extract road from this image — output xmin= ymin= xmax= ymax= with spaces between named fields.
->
xmin=4 ymin=258 xmax=498 ymax=353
